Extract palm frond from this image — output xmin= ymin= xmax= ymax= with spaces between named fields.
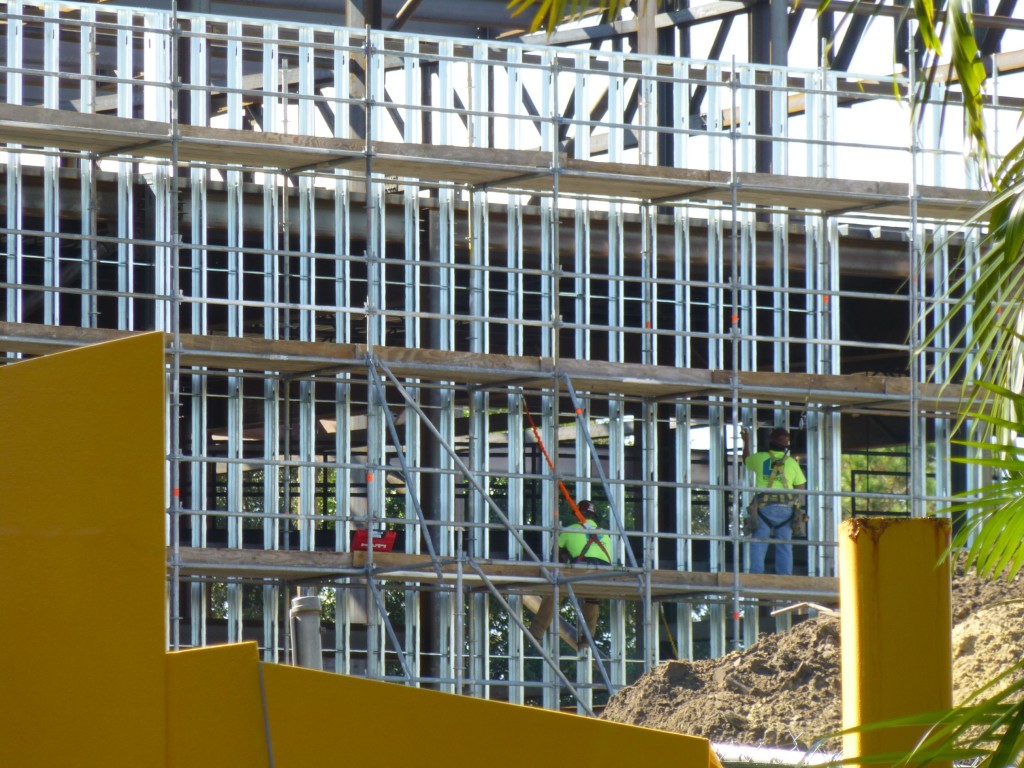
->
xmin=913 ymin=0 xmax=941 ymax=53
xmin=830 ymin=661 xmax=1024 ymax=767
xmin=507 ymin=0 xmax=631 ymax=32
xmin=917 ymin=165 xmax=1024 ymax=440
xmin=946 ymin=423 xmax=1024 ymax=578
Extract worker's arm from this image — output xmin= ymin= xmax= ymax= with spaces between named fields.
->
xmin=787 ymin=458 xmax=807 ymax=507
xmin=740 ymin=427 xmax=752 ymax=461
xmin=557 ymin=529 xmax=569 ymax=551
xmin=788 ymin=456 xmax=807 ymax=490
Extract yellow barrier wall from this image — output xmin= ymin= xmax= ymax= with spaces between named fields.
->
xmin=0 ymin=335 xmax=167 ymax=767
xmin=262 ymin=663 xmax=717 ymax=768
xmin=840 ymin=517 xmax=952 ymax=767
xmin=167 ymin=643 xmax=271 ymax=768
xmin=0 ymin=336 xmax=718 ymax=768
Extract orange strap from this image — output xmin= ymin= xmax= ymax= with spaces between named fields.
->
xmin=522 ymin=399 xmax=612 ymax=563
xmin=522 ymin=398 xmax=587 ymax=526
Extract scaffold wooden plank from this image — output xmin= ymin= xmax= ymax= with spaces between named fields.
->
xmin=170 ymin=546 xmax=840 ymax=603
xmin=0 ymin=321 xmax=963 ymax=413
xmin=0 ymin=103 xmax=984 ymax=220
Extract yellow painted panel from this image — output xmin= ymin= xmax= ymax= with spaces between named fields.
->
xmin=167 ymin=643 xmax=271 ymax=768
xmin=0 ymin=335 xmax=167 ymax=767
xmin=840 ymin=517 xmax=952 ymax=767
xmin=262 ymin=664 xmax=715 ymax=768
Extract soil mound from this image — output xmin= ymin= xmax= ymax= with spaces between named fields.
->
xmin=601 ymin=565 xmax=1024 ymax=751
xmin=953 ymin=599 xmax=1024 ymax=704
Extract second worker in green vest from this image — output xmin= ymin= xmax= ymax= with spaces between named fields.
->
xmin=530 ymin=500 xmax=611 ymax=649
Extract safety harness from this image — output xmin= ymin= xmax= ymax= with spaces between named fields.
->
xmin=575 ymin=523 xmax=612 ymax=564
xmin=757 ymin=456 xmax=794 ymax=536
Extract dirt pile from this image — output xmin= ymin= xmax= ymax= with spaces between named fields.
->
xmin=601 ymin=566 xmax=1024 ymax=751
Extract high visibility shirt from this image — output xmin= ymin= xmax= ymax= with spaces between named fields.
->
xmin=558 ymin=519 xmax=612 ymax=563
xmin=744 ymin=450 xmax=806 ymax=490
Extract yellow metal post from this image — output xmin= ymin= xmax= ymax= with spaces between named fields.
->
xmin=839 ymin=517 xmax=952 ymax=767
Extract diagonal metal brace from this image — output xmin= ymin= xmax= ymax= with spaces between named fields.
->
xmin=366 ymin=358 xmax=444 ymax=578
xmin=564 ymin=583 xmax=615 ymax=693
xmin=466 ymin=558 xmax=594 ymax=717
xmin=374 ymin=358 xmax=551 ymax=577
xmin=561 ymin=373 xmax=640 ymax=570
xmin=366 ymin=573 xmax=414 ymax=681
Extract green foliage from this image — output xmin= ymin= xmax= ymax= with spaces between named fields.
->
xmin=839 ymin=658 xmax=1024 ymax=766
xmin=207 ymin=582 xmax=264 ymax=621
xmin=943 ymin=385 xmax=1024 ymax=582
xmin=922 ymin=178 xmax=1024 ymax=434
xmin=214 ymin=465 xmax=344 ymax=530
xmin=895 ymin=0 xmax=989 ymax=179
xmin=507 ymin=0 xmax=630 ymax=33
xmin=907 ymin=3 xmax=1024 ymax=765
xmin=840 ymin=447 xmax=937 ymax=518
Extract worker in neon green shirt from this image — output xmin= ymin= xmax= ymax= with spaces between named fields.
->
xmin=529 ymin=501 xmax=611 ymax=649
xmin=558 ymin=503 xmax=613 ymax=565
xmin=741 ymin=426 xmax=807 ymax=575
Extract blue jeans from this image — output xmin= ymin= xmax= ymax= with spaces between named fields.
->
xmin=750 ymin=503 xmax=794 ymax=575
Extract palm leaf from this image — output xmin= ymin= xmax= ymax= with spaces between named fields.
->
xmin=918 ymin=164 xmax=1024 ymax=441
xmin=507 ymin=0 xmax=631 ymax=32
xmin=946 ymin=414 xmax=1024 ymax=578
xmin=827 ymin=660 xmax=1024 ymax=767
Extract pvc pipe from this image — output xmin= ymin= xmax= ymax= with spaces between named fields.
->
xmin=290 ymin=595 xmax=324 ymax=671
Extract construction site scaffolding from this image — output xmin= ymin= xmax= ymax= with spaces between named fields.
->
xmin=0 ymin=0 xmax=1004 ymax=711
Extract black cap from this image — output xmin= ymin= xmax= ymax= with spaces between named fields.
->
xmin=769 ymin=428 xmax=791 ymax=448
xmin=578 ymin=500 xmax=595 ymax=517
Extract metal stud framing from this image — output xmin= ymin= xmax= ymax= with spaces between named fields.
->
xmin=0 ymin=0 xmax=1005 ymax=710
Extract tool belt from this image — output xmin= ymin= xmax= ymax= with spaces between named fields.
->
xmin=757 ymin=492 xmax=796 ymax=505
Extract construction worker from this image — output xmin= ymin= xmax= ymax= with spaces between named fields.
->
xmin=741 ymin=427 xmax=807 ymax=576
xmin=529 ymin=500 xmax=612 ymax=649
